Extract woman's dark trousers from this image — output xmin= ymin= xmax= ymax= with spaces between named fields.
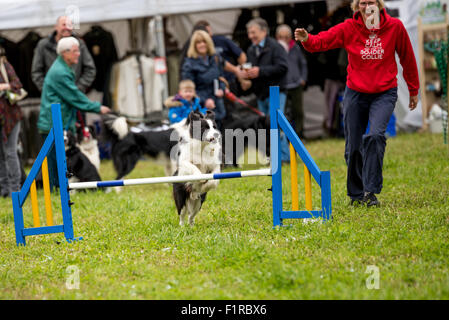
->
xmin=343 ymin=87 xmax=397 ymax=201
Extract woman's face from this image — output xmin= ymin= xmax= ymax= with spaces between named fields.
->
xmin=359 ymin=0 xmax=378 ymax=22
xmin=195 ymin=39 xmax=208 ymax=56
xmin=63 ymin=44 xmax=80 ymax=65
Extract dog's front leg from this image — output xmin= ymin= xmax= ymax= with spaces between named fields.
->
xmin=179 ymin=207 xmax=188 ymax=226
xmin=200 ymin=166 xmax=220 ymax=193
xmin=185 ymin=183 xmax=201 ymax=200
xmin=200 ymin=180 xmax=219 ymax=193
xmin=178 ymin=161 xmax=204 ymax=195
xmin=186 ymin=198 xmax=202 ymax=226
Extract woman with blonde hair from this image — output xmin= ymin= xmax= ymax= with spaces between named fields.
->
xmin=181 ymin=30 xmax=227 ymax=127
xmin=295 ymin=0 xmax=419 ymax=207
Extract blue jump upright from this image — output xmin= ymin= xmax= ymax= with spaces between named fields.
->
xmin=12 ymin=104 xmax=81 ymax=246
xmin=269 ymin=86 xmax=332 ymax=227
xmin=11 ymin=87 xmax=331 ymax=246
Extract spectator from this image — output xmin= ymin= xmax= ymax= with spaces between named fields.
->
xmin=31 ymin=16 xmax=96 ymax=93
xmin=179 ymin=21 xmax=209 ymax=78
xmin=180 ymin=21 xmax=246 ymax=93
xmin=37 ymin=37 xmax=110 ymax=190
xmin=0 ymin=45 xmax=24 ymax=197
xmin=181 ymin=30 xmax=227 ymax=128
xmin=165 ymin=79 xmax=207 ymax=124
xmin=200 ymin=20 xmax=248 ymax=94
xmin=243 ymin=17 xmax=290 ymax=162
xmin=295 ymin=0 xmax=419 ymax=206
xmin=276 ymin=24 xmax=308 ymax=139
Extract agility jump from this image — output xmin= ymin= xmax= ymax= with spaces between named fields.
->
xmin=12 ymin=86 xmax=332 ymax=246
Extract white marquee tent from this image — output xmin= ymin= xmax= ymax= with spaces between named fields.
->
xmin=0 ymin=0 xmax=324 ymax=30
xmin=0 ymin=0 xmax=425 ymax=131
xmin=0 ymin=0 xmax=327 ymax=59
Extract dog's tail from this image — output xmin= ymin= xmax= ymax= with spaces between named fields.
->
xmin=101 ymin=113 xmax=129 ymax=141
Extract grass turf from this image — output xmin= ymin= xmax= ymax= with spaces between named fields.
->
xmin=0 ymin=132 xmax=448 ymax=299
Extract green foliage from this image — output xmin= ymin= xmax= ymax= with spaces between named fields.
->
xmin=0 ymin=133 xmax=448 ymax=299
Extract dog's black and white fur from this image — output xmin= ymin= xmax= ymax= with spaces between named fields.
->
xmin=64 ymin=130 xmax=102 ymax=186
xmin=76 ymin=124 xmax=101 ymax=172
xmin=172 ymin=110 xmax=222 ymax=226
xmin=101 ymin=113 xmax=181 ymax=181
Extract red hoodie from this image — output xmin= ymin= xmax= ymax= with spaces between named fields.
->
xmin=301 ymin=9 xmax=419 ymax=96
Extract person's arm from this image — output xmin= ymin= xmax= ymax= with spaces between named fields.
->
xmin=295 ymin=21 xmax=347 ymax=53
xmin=237 ymin=52 xmax=247 ymax=65
xmin=224 ymin=60 xmax=245 ymax=80
xmin=52 ymin=72 xmax=101 ymax=113
xmin=76 ymin=41 xmax=96 ymax=92
xmin=395 ymin=20 xmax=419 ymax=109
xmin=31 ymin=41 xmax=46 ymax=92
xmin=4 ymin=61 xmax=23 ymax=93
xmin=225 ymin=37 xmax=247 ymax=65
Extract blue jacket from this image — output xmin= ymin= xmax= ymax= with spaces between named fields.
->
xmin=181 ymin=54 xmax=226 ymax=107
xmin=166 ymin=95 xmax=206 ymax=123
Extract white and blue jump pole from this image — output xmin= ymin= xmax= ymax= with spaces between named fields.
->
xmin=12 ymin=86 xmax=331 ymax=246
xmin=68 ymin=169 xmax=272 ymax=190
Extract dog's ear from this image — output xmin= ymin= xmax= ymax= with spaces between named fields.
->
xmin=187 ymin=111 xmax=202 ymax=124
xmin=65 ymin=130 xmax=76 ymax=146
xmin=205 ymin=110 xmax=215 ymax=121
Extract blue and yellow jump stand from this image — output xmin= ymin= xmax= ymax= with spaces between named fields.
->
xmin=11 ymin=87 xmax=331 ymax=246
xmin=12 ymin=104 xmax=81 ymax=246
xmin=269 ymin=86 xmax=332 ymax=227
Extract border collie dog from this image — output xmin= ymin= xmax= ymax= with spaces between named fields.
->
xmin=64 ymin=130 xmax=102 ymax=185
xmin=172 ymin=110 xmax=222 ymax=226
xmin=101 ymin=113 xmax=181 ymax=180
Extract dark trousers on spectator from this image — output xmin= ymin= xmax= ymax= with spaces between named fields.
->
xmin=343 ymin=86 xmax=397 ymax=200
xmin=286 ymin=85 xmax=304 ymax=138
xmin=0 ymin=122 xmax=22 ymax=196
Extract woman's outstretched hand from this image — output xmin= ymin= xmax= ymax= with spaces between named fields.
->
xmin=294 ymin=28 xmax=309 ymax=42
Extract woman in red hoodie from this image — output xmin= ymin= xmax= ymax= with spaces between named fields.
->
xmin=295 ymin=0 xmax=419 ymax=207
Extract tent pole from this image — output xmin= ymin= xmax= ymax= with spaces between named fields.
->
xmin=155 ymin=15 xmax=169 ymax=101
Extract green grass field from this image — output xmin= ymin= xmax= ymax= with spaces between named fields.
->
xmin=1 ymin=132 xmax=448 ymax=299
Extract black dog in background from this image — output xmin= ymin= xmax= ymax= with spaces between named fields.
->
xmin=221 ymin=100 xmax=271 ymax=167
xmin=101 ymin=113 xmax=180 ymax=180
